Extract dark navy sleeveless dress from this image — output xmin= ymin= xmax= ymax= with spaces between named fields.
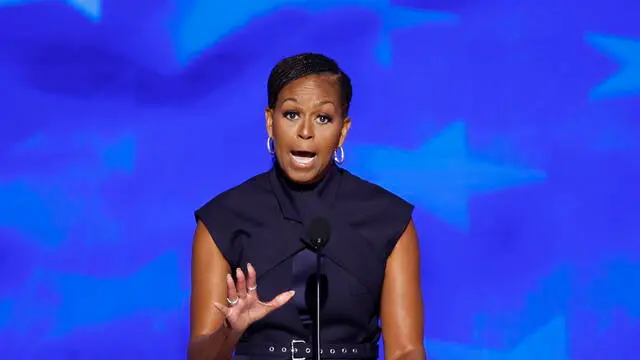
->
xmin=195 ymin=163 xmax=413 ymax=360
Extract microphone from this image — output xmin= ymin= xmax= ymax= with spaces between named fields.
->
xmin=306 ymin=217 xmax=331 ymax=251
xmin=305 ymin=217 xmax=331 ymax=360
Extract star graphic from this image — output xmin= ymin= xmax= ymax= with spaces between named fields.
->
xmin=171 ymin=0 xmax=457 ymax=65
xmin=0 ymin=131 xmax=135 ymax=246
xmin=51 ymin=252 xmax=183 ymax=336
xmin=65 ymin=0 xmax=100 ymax=20
xmin=4 ymin=252 xmax=183 ymax=337
xmin=424 ymin=317 xmax=568 ymax=360
xmin=0 ymin=0 xmax=100 ymax=20
xmin=299 ymin=0 xmax=457 ymax=67
xmin=346 ymin=121 xmax=546 ymax=231
xmin=586 ymin=33 xmax=640 ymax=99
xmin=82 ymin=132 xmax=137 ymax=174
xmin=584 ymin=259 xmax=640 ymax=321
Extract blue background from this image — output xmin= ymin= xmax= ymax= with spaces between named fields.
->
xmin=1 ymin=0 xmax=639 ymax=359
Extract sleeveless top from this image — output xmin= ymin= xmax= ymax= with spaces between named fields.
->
xmin=195 ymin=163 xmax=413 ymax=358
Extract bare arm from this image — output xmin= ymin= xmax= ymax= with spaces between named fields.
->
xmin=188 ymin=221 xmax=240 ymax=360
xmin=380 ymin=219 xmax=426 ymax=360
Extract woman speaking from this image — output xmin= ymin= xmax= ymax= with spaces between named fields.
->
xmin=188 ymin=53 xmax=425 ymax=360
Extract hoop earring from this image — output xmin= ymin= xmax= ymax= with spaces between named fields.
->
xmin=266 ymin=136 xmax=275 ymax=155
xmin=333 ymin=146 xmax=345 ymax=164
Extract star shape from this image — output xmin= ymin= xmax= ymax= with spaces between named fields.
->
xmin=65 ymin=0 xmax=100 ymax=20
xmin=584 ymin=260 xmax=640 ymax=321
xmin=0 ymin=0 xmax=101 ymax=20
xmin=299 ymin=0 xmax=457 ymax=67
xmin=49 ymin=252 xmax=183 ymax=336
xmin=82 ymin=132 xmax=136 ymax=174
xmin=171 ymin=0 xmax=457 ymax=66
xmin=0 ymin=131 xmax=135 ymax=246
xmin=2 ymin=252 xmax=182 ymax=337
xmin=346 ymin=121 xmax=546 ymax=231
xmin=586 ymin=33 xmax=640 ymax=99
xmin=424 ymin=317 xmax=568 ymax=360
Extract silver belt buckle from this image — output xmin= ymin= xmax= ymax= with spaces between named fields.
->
xmin=291 ymin=339 xmax=306 ymax=360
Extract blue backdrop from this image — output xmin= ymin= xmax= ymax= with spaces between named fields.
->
xmin=1 ymin=0 xmax=638 ymax=359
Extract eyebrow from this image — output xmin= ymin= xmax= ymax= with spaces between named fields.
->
xmin=281 ymin=98 xmax=335 ymax=107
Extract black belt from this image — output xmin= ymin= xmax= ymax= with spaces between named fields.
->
xmin=235 ymin=340 xmax=378 ymax=359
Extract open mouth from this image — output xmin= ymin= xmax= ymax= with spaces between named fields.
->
xmin=290 ymin=150 xmax=317 ymax=166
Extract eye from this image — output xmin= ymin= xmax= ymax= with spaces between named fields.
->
xmin=316 ymin=114 xmax=332 ymax=124
xmin=283 ymin=111 xmax=299 ymax=120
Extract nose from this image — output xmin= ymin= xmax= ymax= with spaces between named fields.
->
xmin=297 ymin=118 xmax=314 ymax=140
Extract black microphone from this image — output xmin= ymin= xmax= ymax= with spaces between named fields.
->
xmin=305 ymin=217 xmax=330 ymax=360
xmin=306 ymin=217 xmax=331 ymax=250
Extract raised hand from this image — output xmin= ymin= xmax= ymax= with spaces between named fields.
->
xmin=214 ymin=263 xmax=295 ymax=332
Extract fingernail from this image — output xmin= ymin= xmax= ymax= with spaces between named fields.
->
xmin=226 ymin=273 xmax=232 ymax=280
xmin=289 ymin=290 xmax=296 ymax=296
xmin=247 ymin=263 xmax=253 ymax=269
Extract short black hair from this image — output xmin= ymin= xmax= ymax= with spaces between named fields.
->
xmin=267 ymin=53 xmax=352 ymax=115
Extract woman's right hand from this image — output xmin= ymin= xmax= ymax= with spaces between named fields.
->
xmin=214 ymin=263 xmax=295 ymax=333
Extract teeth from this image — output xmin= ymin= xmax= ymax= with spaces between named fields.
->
xmin=292 ymin=155 xmax=315 ymax=165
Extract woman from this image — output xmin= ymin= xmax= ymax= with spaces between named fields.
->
xmin=189 ymin=53 xmax=425 ymax=360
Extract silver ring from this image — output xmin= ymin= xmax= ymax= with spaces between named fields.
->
xmin=226 ymin=297 xmax=239 ymax=306
xmin=247 ymin=285 xmax=257 ymax=292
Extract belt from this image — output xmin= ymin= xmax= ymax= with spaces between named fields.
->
xmin=235 ymin=340 xmax=378 ymax=359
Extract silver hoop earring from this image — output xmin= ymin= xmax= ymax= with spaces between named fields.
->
xmin=266 ymin=136 xmax=275 ymax=155
xmin=333 ymin=146 xmax=345 ymax=164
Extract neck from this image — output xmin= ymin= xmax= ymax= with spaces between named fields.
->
xmin=274 ymin=161 xmax=335 ymax=192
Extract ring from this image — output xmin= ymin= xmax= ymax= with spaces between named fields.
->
xmin=226 ymin=297 xmax=239 ymax=306
xmin=247 ymin=285 xmax=257 ymax=292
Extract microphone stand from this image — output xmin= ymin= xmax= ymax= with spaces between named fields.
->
xmin=312 ymin=242 xmax=323 ymax=360
xmin=306 ymin=217 xmax=330 ymax=360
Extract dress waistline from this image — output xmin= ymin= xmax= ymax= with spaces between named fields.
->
xmin=235 ymin=340 xmax=378 ymax=359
